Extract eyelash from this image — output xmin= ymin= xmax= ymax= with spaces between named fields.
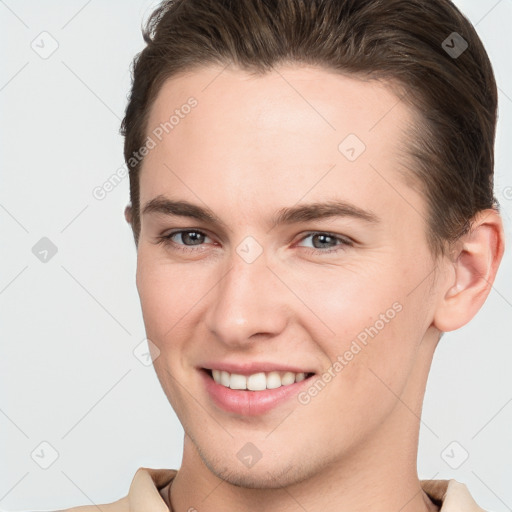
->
xmin=156 ymin=230 xmax=353 ymax=255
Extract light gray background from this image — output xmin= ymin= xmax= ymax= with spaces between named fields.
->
xmin=1 ymin=0 xmax=511 ymax=510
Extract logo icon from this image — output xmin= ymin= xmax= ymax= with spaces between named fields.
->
xmin=442 ymin=32 xmax=468 ymax=59
xmin=133 ymin=338 xmax=160 ymax=366
xmin=31 ymin=441 xmax=59 ymax=469
xmin=440 ymin=440 xmax=469 ymax=469
xmin=32 ymin=237 xmax=58 ymax=263
xmin=237 ymin=442 xmax=263 ymax=469
xmin=236 ymin=236 xmax=263 ymax=264
xmin=31 ymin=31 xmax=59 ymax=59
xmin=338 ymin=134 xmax=366 ymax=162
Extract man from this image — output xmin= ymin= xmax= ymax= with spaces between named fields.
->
xmin=65 ymin=0 xmax=505 ymax=510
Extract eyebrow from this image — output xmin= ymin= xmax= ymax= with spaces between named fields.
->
xmin=141 ymin=195 xmax=380 ymax=229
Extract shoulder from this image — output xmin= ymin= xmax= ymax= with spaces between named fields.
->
xmin=53 ymin=467 xmax=177 ymax=512
xmin=444 ymin=479 xmax=488 ymax=511
xmin=421 ymin=478 xmax=488 ymax=511
xmin=57 ymin=496 xmax=129 ymax=512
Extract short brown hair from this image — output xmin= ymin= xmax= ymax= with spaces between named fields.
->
xmin=121 ymin=0 xmax=499 ymax=257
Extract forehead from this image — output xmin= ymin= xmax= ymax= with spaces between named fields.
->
xmin=145 ymin=63 xmax=411 ymax=153
xmin=140 ymin=64 xmax=423 ymax=227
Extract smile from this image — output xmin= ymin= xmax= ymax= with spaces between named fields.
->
xmin=200 ymin=368 xmax=316 ymax=416
xmin=210 ymin=369 xmax=313 ymax=390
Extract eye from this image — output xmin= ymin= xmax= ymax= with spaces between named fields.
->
xmin=156 ymin=229 xmax=213 ymax=252
xmin=296 ymin=232 xmax=353 ymax=254
xmin=156 ymin=229 xmax=353 ymax=255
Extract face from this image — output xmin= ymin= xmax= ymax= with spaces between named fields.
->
xmin=135 ymin=64 xmax=444 ymax=488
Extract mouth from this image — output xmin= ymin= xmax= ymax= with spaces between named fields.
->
xmin=201 ymin=368 xmax=316 ymax=391
xmin=199 ymin=367 xmax=316 ymax=416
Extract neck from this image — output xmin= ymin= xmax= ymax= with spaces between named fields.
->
xmin=163 ymin=334 xmax=441 ymax=512
xmin=163 ymin=424 xmax=439 ymax=511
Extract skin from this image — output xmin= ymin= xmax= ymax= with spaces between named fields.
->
xmin=125 ymin=64 xmax=504 ymax=512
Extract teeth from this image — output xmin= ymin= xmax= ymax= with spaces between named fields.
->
xmin=211 ymin=369 xmax=309 ymax=390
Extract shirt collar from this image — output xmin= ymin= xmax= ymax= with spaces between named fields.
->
xmin=128 ymin=467 xmax=485 ymax=511
xmin=128 ymin=467 xmax=176 ymax=511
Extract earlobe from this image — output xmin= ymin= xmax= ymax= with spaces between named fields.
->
xmin=124 ymin=204 xmax=133 ymax=225
xmin=433 ymin=209 xmax=505 ymax=333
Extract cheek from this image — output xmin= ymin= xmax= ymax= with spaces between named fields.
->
xmin=136 ymin=251 xmax=198 ymax=343
xmin=294 ymin=265 xmax=400 ymax=342
xmin=135 ymin=254 xmax=205 ymax=410
xmin=301 ymin=265 xmax=422 ymax=383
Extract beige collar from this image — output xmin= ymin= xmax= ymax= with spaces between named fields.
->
xmin=126 ymin=467 xmax=486 ymax=512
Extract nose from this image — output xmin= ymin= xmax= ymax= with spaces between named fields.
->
xmin=204 ymin=248 xmax=289 ymax=348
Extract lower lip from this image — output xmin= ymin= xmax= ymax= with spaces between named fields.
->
xmin=199 ymin=369 xmax=314 ymax=416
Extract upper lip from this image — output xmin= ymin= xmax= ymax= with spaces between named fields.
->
xmin=200 ymin=361 xmax=315 ymax=376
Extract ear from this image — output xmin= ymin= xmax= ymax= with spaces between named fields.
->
xmin=433 ymin=209 xmax=505 ymax=332
xmin=124 ymin=204 xmax=133 ymax=225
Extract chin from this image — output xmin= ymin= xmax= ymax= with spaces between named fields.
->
xmin=201 ymin=451 xmax=313 ymax=489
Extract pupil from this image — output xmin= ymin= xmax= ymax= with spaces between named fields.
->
xmin=314 ymin=234 xmax=334 ymax=248
xmin=184 ymin=231 xmax=203 ymax=245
